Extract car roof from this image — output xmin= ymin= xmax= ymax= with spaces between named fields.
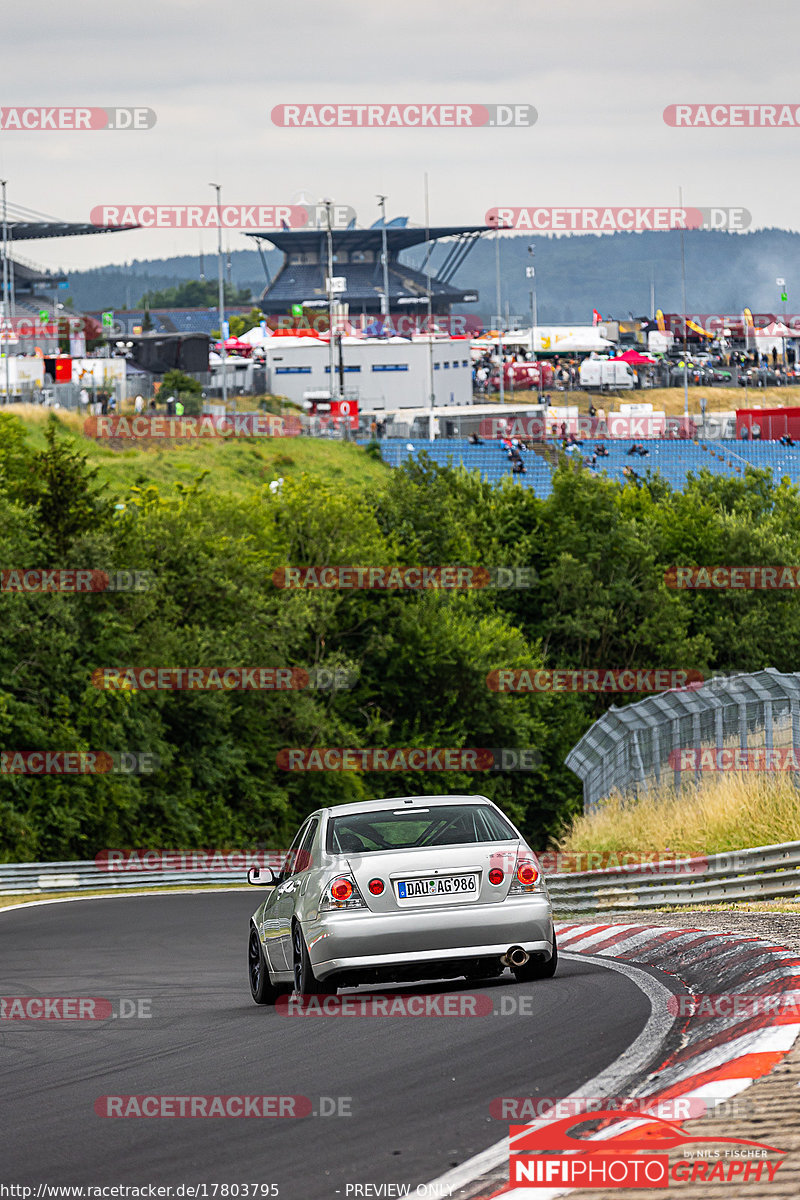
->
xmin=318 ymin=794 xmax=494 ymax=820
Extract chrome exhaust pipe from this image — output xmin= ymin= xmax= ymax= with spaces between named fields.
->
xmin=502 ymin=945 xmax=530 ymax=967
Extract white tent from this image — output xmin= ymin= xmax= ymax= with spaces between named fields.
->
xmin=754 ymin=320 xmax=798 ymax=338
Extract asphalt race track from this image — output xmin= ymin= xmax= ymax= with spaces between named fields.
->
xmin=2 ymin=893 xmax=655 ymax=1197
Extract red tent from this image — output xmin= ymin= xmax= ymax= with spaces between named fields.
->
xmin=612 ymin=349 xmax=657 ymax=365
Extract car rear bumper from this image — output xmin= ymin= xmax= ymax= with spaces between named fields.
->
xmin=304 ymin=894 xmax=554 ymax=980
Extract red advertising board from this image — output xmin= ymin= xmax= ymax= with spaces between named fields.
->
xmin=329 ymin=398 xmax=358 ymax=430
xmin=736 ymin=407 xmax=800 ymax=440
xmin=55 ymin=357 xmax=72 ymax=383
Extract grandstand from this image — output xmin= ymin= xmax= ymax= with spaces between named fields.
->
xmin=248 ymin=220 xmax=486 ymax=316
xmin=369 ymin=437 xmax=800 ymax=500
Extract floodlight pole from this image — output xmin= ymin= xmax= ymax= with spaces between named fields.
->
xmin=679 ymin=186 xmax=688 ymax=421
xmin=324 ymin=199 xmax=337 ymax=401
xmin=377 ymin=195 xmax=390 ymax=329
xmin=1 ymin=180 xmax=9 ymax=403
xmin=210 ymin=183 xmax=227 ymax=406
xmin=425 ymin=173 xmax=435 ymax=442
xmin=495 ymin=223 xmax=504 ymax=405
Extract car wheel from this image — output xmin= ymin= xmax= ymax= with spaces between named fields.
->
xmin=292 ymin=922 xmax=337 ymax=996
xmin=248 ymin=925 xmax=284 ymax=1005
xmin=512 ymin=935 xmax=558 ymax=982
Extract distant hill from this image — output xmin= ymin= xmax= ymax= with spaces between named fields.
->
xmin=62 ymin=230 xmax=800 ymax=323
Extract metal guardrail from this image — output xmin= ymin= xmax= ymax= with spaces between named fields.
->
xmin=545 ymin=840 xmax=800 ymax=911
xmin=0 ymin=840 xmax=798 ymax=909
xmin=0 ymin=861 xmax=249 ymax=896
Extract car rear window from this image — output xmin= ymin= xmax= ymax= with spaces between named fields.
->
xmin=327 ymin=804 xmax=516 ymax=853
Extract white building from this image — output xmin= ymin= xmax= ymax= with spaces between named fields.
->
xmin=261 ymin=335 xmax=472 ymax=413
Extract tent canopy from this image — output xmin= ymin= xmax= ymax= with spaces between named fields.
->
xmin=612 ymin=349 xmax=656 ymax=364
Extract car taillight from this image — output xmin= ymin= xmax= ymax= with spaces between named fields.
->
xmin=509 ymin=853 xmax=543 ymax=895
xmin=517 ymin=862 xmax=538 ymax=885
xmin=319 ymin=873 xmax=366 ymax=912
xmin=488 ymin=868 xmax=504 ymax=885
xmin=368 ymin=878 xmax=385 ymax=895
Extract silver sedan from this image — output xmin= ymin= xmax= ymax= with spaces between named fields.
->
xmin=247 ymin=794 xmax=556 ymax=1003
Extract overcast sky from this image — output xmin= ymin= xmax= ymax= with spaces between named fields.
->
xmin=2 ymin=0 xmax=799 ymax=272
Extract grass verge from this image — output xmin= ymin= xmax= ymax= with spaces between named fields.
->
xmin=556 ymin=772 xmax=800 ymax=858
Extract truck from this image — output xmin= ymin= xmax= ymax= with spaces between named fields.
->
xmin=579 ymin=359 xmax=635 ymax=390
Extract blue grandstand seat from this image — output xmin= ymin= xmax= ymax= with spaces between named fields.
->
xmin=360 ymin=436 xmax=800 ymax=500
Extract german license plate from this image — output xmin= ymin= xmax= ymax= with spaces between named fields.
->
xmin=396 ymin=874 xmax=478 ymax=899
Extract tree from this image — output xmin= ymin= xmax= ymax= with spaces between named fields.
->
xmin=20 ymin=419 xmax=113 ymax=560
xmin=138 ymin=281 xmax=252 ymax=309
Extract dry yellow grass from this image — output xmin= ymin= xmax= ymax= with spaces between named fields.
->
xmin=557 ymin=773 xmax=800 ymax=858
xmin=498 ymin=386 xmax=800 ymax=417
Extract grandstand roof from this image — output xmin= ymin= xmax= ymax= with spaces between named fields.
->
xmin=4 ymin=221 xmax=138 ymax=241
xmin=248 ymin=224 xmax=490 ymax=253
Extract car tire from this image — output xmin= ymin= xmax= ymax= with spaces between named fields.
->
xmin=512 ymin=934 xmax=558 ymax=982
xmin=292 ymin=922 xmax=337 ymax=996
xmin=248 ymin=925 xmax=285 ymax=1005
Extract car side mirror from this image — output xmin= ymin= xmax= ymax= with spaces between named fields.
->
xmin=247 ymin=865 xmax=275 ymax=886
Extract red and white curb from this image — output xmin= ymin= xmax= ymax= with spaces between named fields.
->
xmin=427 ymin=921 xmax=800 ymax=1199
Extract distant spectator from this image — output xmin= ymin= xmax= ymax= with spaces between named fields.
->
xmin=512 ymin=458 xmax=526 ymax=474
xmin=588 ymin=402 xmax=597 ymax=418
xmin=595 ymin=443 xmax=609 ymax=457
xmin=751 ymin=422 xmax=761 ymax=440
xmin=627 ymin=443 xmax=639 ymax=456
xmin=134 ymin=394 xmax=144 ymax=413
xmin=468 ymin=432 xmax=483 ymax=445
xmin=79 ymin=388 xmax=89 ymax=409
xmin=175 ymin=399 xmax=185 ymax=416
xmin=740 ymin=425 xmax=749 ymax=440
xmin=166 ymin=394 xmax=176 ymax=417
xmin=560 ymin=422 xmax=568 ymax=438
